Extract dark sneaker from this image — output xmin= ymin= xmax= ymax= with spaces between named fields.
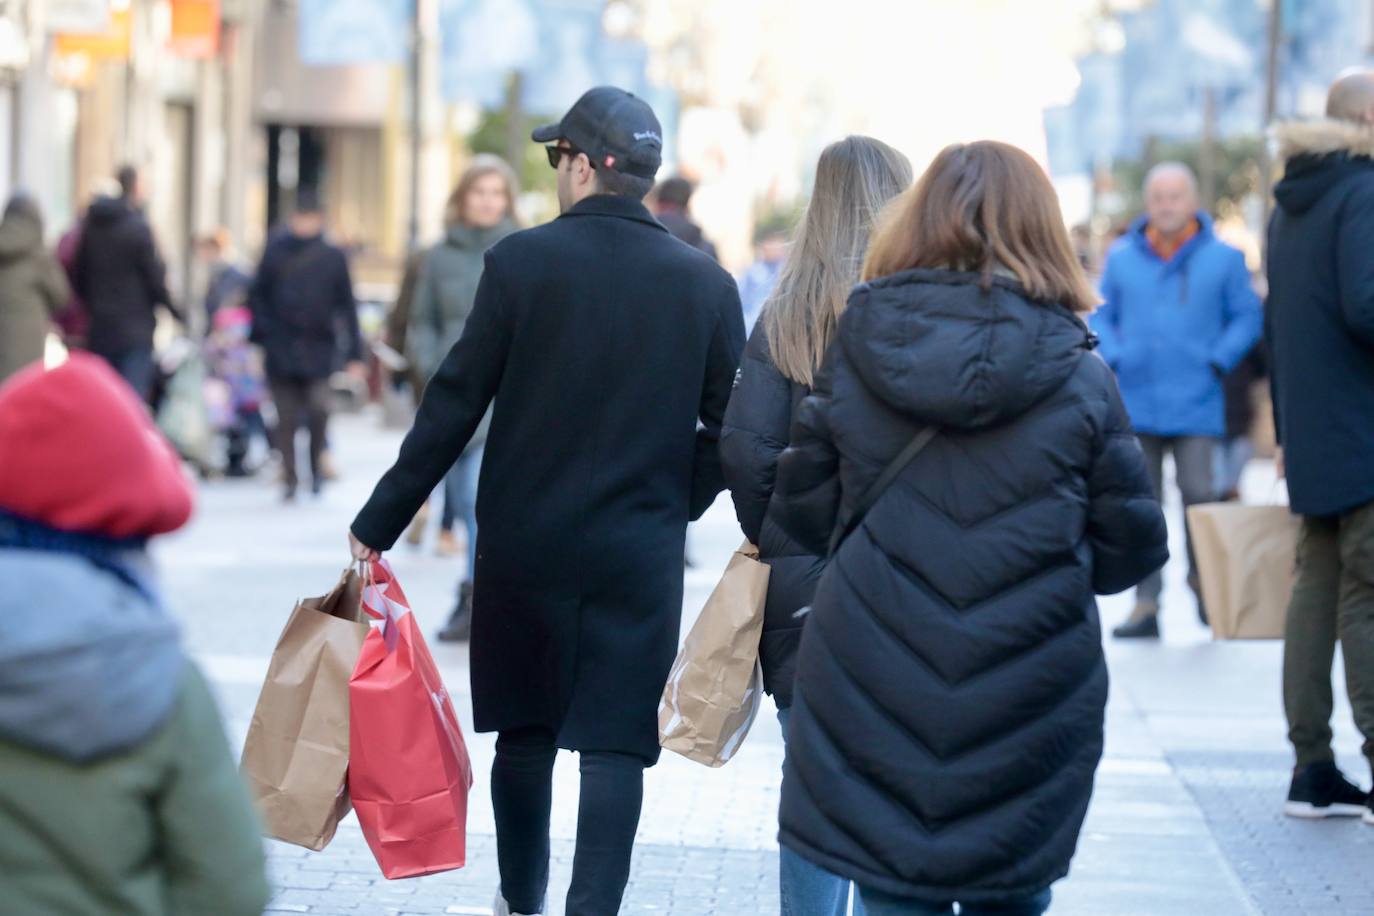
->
xmin=1283 ymin=762 xmax=1368 ymax=818
xmin=1112 ymin=602 xmax=1160 ymax=639
xmin=437 ymin=581 xmax=474 ymax=643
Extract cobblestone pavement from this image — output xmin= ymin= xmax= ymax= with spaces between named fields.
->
xmin=155 ymin=410 xmax=1371 ymax=915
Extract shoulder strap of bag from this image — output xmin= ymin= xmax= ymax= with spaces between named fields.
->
xmin=828 ymin=426 xmax=939 ymax=556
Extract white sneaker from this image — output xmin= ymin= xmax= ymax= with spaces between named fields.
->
xmin=493 ymin=892 xmax=541 ymax=916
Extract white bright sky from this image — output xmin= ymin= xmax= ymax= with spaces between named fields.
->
xmin=782 ymin=0 xmax=1100 ymax=169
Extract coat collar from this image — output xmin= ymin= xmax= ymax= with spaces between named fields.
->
xmin=559 ymin=194 xmax=667 ymax=232
xmin=1128 ymin=211 xmax=1214 ymax=266
xmin=1276 ymin=118 xmax=1374 ymax=163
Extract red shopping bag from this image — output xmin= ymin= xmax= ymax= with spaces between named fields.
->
xmin=348 ymin=560 xmax=474 ymax=879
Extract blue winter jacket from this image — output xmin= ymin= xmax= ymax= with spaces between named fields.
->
xmin=1093 ymin=213 xmax=1263 ymax=438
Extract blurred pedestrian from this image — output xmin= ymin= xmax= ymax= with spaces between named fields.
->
xmin=406 ymin=155 xmax=520 ymax=641
xmin=737 ymin=226 xmax=789 ymax=332
xmin=0 ymin=353 xmax=270 ymax=916
xmin=349 ymin=87 xmax=744 ymax=916
xmin=720 ymin=135 xmax=910 ymax=916
xmin=652 ymin=175 xmax=718 ymax=260
xmin=73 ymin=165 xmax=181 ymax=401
xmin=1268 ymin=70 xmax=1374 ymax=823
xmin=196 ymin=228 xmax=252 ymax=330
xmin=386 ymin=248 xmax=426 ymax=394
xmin=205 ymin=305 xmax=268 ymax=477
xmin=248 ymin=190 xmax=365 ymax=501
xmin=0 ymin=194 xmax=69 ymax=383
xmin=1215 ymin=342 xmax=1267 ymax=501
xmin=771 ymin=140 xmax=1167 ymax=916
xmin=1093 ymin=162 xmax=1263 ymax=638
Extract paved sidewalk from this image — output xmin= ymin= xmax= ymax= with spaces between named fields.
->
xmin=158 ymin=411 xmax=1372 ymax=915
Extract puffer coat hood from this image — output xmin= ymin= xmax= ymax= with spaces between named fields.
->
xmin=771 ymin=269 xmax=1167 ymax=903
xmin=843 ymin=269 xmax=1090 ymax=429
xmin=0 ymin=548 xmax=183 ymax=762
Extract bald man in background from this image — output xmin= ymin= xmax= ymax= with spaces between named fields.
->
xmin=1094 ymin=162 xmax=1263 ymax=639
xmin=1268 ymin=70 xmax=1374 ymax=822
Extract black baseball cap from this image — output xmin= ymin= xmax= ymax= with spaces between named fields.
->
xmin=532 ymin=86 xmax=663 ymax=180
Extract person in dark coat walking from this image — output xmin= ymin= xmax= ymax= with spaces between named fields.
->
xmin=652 ymin=175 xmax=718 ymax=260
xmin=0 ymin=194 xmax=69 ymax=382
xmin=349 ymin=87 xmax=744 ymax=916
xmin=72 ymin=166 xmax=180 ymax=400
xmin=771 ymin=141 xmax=1168 ymax=916
xmin=249 ymin=191 xmax=364 ymax=501
xmin=720 ymin=134 xmax=911 ymax=916
xmin=1268 ymin=71 xmax=1374 ymax=823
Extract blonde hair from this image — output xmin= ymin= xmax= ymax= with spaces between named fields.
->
xmin=862 ymin=141 xmax=1098 ymax=314
xmin=446 ymin=154 xmax=520 ymax=227
xmin=764 ymin=136 xmax=912 ymax=386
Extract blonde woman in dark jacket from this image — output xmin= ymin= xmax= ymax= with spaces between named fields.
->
xmin=720 ymin=135 xmax=911 ymax=916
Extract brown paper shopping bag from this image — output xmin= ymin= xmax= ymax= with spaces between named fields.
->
xmin=659 ymin=542 xmax=770 ymax=767
xmin=1187 ymin=504 xmax=1300 ymax=640
xmin=240 ymin=568 xmax=371 ymax=850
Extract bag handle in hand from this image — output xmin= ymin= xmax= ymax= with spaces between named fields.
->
xmin=828 ymin=427 xmax=939 ymax=556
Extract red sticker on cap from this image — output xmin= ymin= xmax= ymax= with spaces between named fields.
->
xmin=605 ymin=155 xmax=616 ymax=167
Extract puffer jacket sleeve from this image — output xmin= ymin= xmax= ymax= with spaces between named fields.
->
xmin=720 ymin=323 xmax=795 ymax=544
xmin=773 ymin=354 xmax=842 ymax=558
xmin=1086 ymin=359 xmax=1170 ymax=594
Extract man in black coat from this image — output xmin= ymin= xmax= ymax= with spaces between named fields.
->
xmin=249 ymin=191 xmax=363 ymax=501
xmin=73 ymin=165 xmax=179 ymax=401
xmin=349 ymin=88 xmax=745 ymax=916
xmin=1268 ymin=71 xmax=1374 ymax=822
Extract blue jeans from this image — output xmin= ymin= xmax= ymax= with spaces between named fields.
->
xmin=441 ymin=446 xmax=482 ymax=580
xmin=102 ymin=348 xmax=156 ymax=404
xmin=778 ymin=707 xmax=865 ymax=916
xmin=858 ymin=888 xmax=1052 ymax=916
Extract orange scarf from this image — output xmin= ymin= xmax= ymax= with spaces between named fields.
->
xmin=1145 ymin=218 xmax=1199 ymax=262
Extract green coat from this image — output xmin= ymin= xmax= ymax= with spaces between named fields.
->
xmin=0 ymin=664 xmax=272 ymax=916
xmin=0 ymin=211 xmax=69 ymax=382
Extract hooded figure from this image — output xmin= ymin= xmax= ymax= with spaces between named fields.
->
xmin=1267 ymin=82 xmax=1374 ymax=826
xmin=0 ymin=354 xmax=270 ymax=916
xmin=0 ymin=195 xmax=69 ymax=382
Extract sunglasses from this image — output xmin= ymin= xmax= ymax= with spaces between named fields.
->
xmin=546 ymin=144 xmax=595 ymax=170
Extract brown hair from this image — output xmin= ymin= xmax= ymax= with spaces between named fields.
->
xmin=764 ymin=136 xmax=912 ymax=386
xmin=445 ymin=154 xmax=520 ymax=227
xmin=862 ymin=141 xmax=1098 ymax=313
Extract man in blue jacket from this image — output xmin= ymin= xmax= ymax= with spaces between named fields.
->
xmin=1094 ymin=163 xmax=1263 ymax=638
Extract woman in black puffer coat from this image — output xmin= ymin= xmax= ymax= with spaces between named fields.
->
xmin=772 ymin=141 xmax=1168 ymax=916
xmin=721 ymin=135 xmax=911 ymax=916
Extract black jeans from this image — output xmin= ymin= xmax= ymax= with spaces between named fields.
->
xmin=268 ymin=376 xmax=332 ymax=491
xmin=492 ymin=727 xmax=645 ymax=916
